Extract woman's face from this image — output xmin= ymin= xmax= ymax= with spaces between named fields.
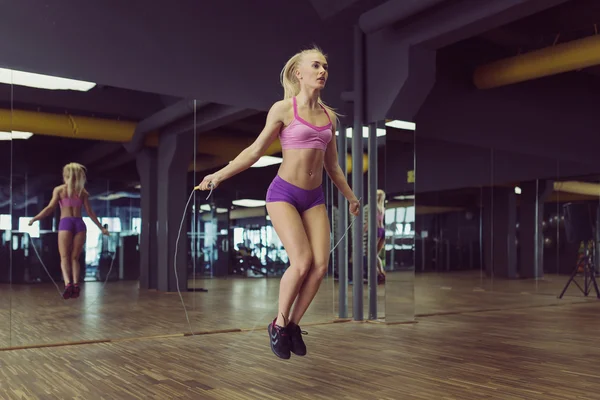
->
xmin=296 ymin=51 xmax=328 ymax=90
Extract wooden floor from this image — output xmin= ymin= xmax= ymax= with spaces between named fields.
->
xmin=1 ymin=270 xmax=596 ymax=348
xmin=0 ymin=300 xmax=599 ymax=399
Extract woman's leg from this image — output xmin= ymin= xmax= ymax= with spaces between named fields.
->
xmin=58 ymin=230 xmax=73 ymax=285
xmin=376 ymin=237 xmax=386 ymax=276
xmin=266 ymin=201 xmax=313 ymax=359
xmin=266 ymin=202 xmax=314 ymax=327
xmin=288 ymin=204 xmax=331 ymax=326
xmin=70 ymin=231 xmax=86 ymax=298
xmin=58 ymin=229 xmax=74 ymax=299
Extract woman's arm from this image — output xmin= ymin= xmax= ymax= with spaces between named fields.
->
xmin=196 ymin=101 xmax=286 ymax=190
xmin=324 ymin=120 xmax=359 ymax=201
xmin=29 ymin=187 xmax=60 ymax=225
xmin=82 ymin=190 xmax=109 ymax=235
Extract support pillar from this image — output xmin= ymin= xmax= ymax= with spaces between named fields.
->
xmin=136 ymin=148 xmax=158 ymax=289
xmin=483 ymin=187 xmax=517 ymax=279
xmin=337 ymin=120 xmax=348 ymax=319
xmin=352 ymin=25 xmax=365 ymax=321
xmin=520 ymin=180 xmax=553 ymax=279
xmin=156 ymin=133 xmax=194 ymax=292
xmin=367 ymin=121 xmax=378 ymax=320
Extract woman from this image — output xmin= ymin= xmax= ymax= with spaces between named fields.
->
xmin=376 ymin=189 xmax=387 ymax=283
xmin=29 ymin=162 xmax=109 ymax=299
xmin=197 ymin=47 xmax=360 ymax=359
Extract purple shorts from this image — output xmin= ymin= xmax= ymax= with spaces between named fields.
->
xmin=377 ymin=227 xmax=385 ymax=239
xmin=266 ymin=175 xmax=325 ymax=214
xmin=58 ymin=217 xmax=87 ymax=235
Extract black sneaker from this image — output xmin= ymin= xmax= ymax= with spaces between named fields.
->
xmin=288 ymin=322 xmax=307 ymax=356
xmin=71 ymin=284 xmax=81 ymax=299
xmin=267 ymin=318 xmax=291 ymax=360
xmin=62 ymin=284 xmax=73 ymax=300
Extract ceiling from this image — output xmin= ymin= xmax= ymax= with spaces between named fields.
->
xmin=1 ymin=0 xmax=599 ymax=212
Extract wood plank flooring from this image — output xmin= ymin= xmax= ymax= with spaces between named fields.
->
xmin=0 ymin=300 xmax=598 ymax=399
xmin=1 ymin=270 xmax=597 ymax=348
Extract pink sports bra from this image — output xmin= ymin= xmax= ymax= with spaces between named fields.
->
xmin=59 ymin=194 xmax=83 ymax=208
xmin=279 ymin=97 xmax=333 ymax=151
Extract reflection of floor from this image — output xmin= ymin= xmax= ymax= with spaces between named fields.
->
xmin=1 ymin=270 xmax=597 ymax=349
xmin=3 ymin=301 xmax=599 ymax=399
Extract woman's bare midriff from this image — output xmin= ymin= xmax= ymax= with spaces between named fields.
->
xmin=277 ymin=149 xmax=326 ymax=190
xmin=60 ymin=207 xmax=83 ymax=219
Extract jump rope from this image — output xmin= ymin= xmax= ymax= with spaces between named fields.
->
xmin=24 ymin=182 xmax=356 ymax=337
xmin=175 ymin=182 xmax=360 ymax=337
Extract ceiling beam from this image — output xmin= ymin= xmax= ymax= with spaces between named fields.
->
xmin=125 ymin=99 xmax=207 ymax=153
xmin=163 ymin=104 xmax=257 ymax=137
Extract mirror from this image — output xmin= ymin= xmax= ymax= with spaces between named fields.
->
xmin=0 ymin=70 xmax=11 ymax=347
xmin=553 ymin=173 xmax=600 ymax=302
xmin=411 ymin=134 xmax=488 ymax=316
xmin=8 ymin=70 xmax=201 ymax=347
xmin=384 ymin=120 xmax=415 ymax=322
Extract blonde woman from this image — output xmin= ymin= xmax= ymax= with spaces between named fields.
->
xmin=197 ymin=46 xmax=359 ymax=359
xmin=30 ymin=163 xmax=108 ymax=299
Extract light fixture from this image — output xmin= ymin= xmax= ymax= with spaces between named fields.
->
xmin=199 ymin=204 xmax=228 ymax=214
xmin=232 ymin=199 xmax=267 ymax=207
xmin=0 ymin=68 xmax=96 ymax=91
xmin=514 ymin=186 xmax=522 ymax=194
xmin=385 ymin=120 xmax=416 ymax=131
xmin=95 ymin=192 xmax=141 ymax=201
xmin=0 ymin=131 xmax=33 ymax=140
xmin=394 ymin=195 xmax=415 ymax=200
xmin=250 ymin=155 xmax=283 ymax=168
xmin=335 ymin=126 xmax=387 ymax=138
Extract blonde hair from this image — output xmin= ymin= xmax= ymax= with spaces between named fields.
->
xmin=63 ymin=162 xmax=87 ymax=198
xmin=376 ymin=189 xmax=386 ymax=214
xmin=280 ymin=46 xmax=341 ymax=121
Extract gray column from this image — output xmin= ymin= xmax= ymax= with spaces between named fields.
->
xmin=483 ymin=187 xmax=517 ymax=279
xmin=156 ymin=132 xmax=194 ymax=292
xmin=337 ymin=120 xmax=348 ymax=318
xmin=136 ymin=148 xmax=158 ymax=289
xmin=367 ymin=122 xmax=378 ymax=319
xmin=352 ymin=25 xmax=364 ymax=321
xmin=520 ymin=180 xmax=553 ymax=279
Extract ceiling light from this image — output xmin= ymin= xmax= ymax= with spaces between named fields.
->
xmin=394 ymin=195 xmax=415 ymax=200
xmin=232 ymin=199 xmax=267 ymax=207
xmin=0 ymin=131 xmax=33 ymax=140
xmin=199 ymin=204 xmax=229 ymax=214
xmin=514 ymin=186 xmax=522 ymax=194
xmin=251 ymin=155 xmax=283 ymax=168
xmin=385 ymin=120 xmax=416 ymax=131
xmin=95 ymin=192 xmax=140 ymax=201
xmin=0 ymin=68 xmax=96 ymax=91
xmin=336 ymin=126 xmax=387 ymax=138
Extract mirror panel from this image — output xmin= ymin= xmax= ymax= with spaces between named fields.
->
xmin=8 ymin=71 xmax=199 ymax=346
xmin=0 ymin=69 xmax=11 ymax=347
xmin=384 ymin=120 xmax=415 ymax=322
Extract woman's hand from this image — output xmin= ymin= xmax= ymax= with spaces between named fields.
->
xmin=195 ymin=173 xmax=220 ymax=191
xmin=349 ymin=198 xmax=360 ymax=217
xmin=28 ymin=218 xmax=37 ymax=227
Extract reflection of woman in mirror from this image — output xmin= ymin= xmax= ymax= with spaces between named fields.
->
xmin=376 ymin=189 xmax=387 ymax=283
xmin=29 ymin=163 xmax=109 ymax=299
xmin=197 ymin=46 xmax=360 ymax=360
